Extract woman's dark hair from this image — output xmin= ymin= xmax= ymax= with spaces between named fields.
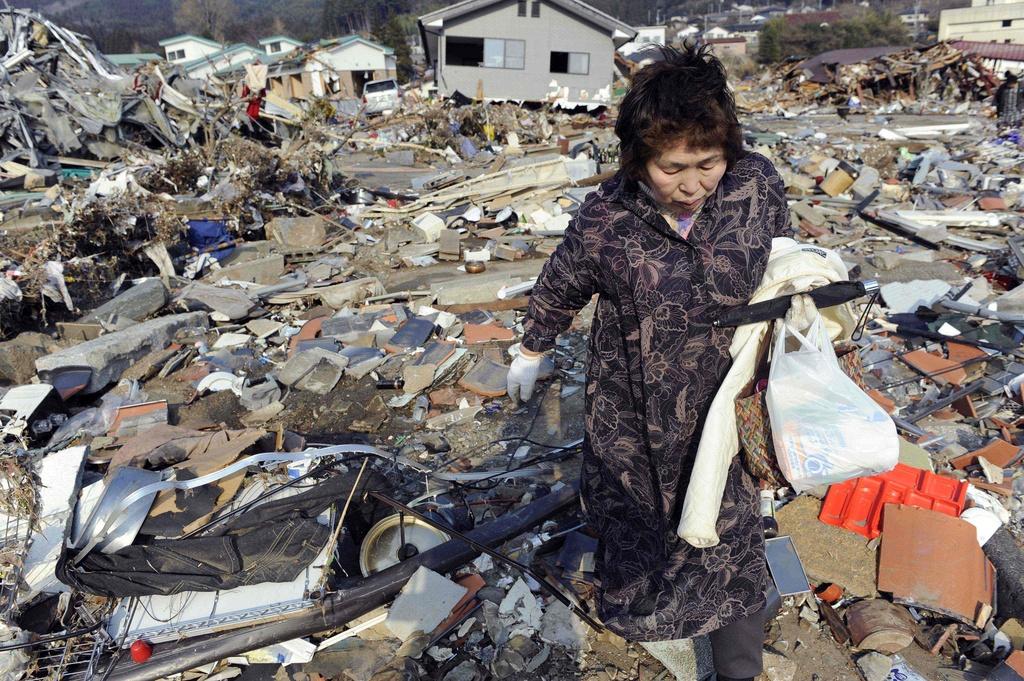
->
xmin=615 ymin=43 xmax=743 ymax=180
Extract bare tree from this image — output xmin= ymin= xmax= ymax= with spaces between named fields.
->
xmin=175 ymin=0 xmax=239 ymax=42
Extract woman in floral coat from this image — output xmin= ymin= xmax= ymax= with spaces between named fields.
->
xmin=506 ymin=45 xmax=791 ymax=680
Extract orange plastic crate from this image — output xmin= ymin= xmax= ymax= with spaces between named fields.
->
xmin=818 ymin=463 xmax=968 ymax=539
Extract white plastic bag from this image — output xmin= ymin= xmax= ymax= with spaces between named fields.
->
xmin=766 ymin=314 xmax=898 ymax=492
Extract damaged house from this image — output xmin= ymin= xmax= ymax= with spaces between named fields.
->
xmin=418 ymin=0 xmax=636 ymax=103
xmin=223 ymin=35 xmax=398 ymax=102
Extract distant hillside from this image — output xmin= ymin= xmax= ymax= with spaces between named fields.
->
xmin=15 ymin=0 xmax=326 ymax=52
xmin=13 ymin=0 xmax=684 ymax=52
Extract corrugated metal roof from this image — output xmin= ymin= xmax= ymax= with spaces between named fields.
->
xmin=952 ymin=40 xmax=1024 ymax=63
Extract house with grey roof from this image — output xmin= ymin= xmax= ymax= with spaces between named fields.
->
xmin=418 ymin=0 xmax=636 ymax=103
xmin=158 ymin=34 xmax=224 ymax=64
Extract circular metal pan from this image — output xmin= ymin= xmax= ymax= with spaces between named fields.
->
xmin=358 ymin=514 xmax=450 ymax=576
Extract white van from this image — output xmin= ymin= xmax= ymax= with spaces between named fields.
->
xmin=362 ymin=78 xmax=400 ymax=115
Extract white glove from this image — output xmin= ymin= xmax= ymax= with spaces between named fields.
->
xmin=507 ymin=351 xmax=543 ymax=402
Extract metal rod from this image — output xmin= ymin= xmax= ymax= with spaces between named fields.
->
xmin=368 ymin=490 xmax=603 ymax=632
xmin=315 ymin=458 xmax=369 ymax=592
xmin=903 ymin=380 xmax=985 ymax=423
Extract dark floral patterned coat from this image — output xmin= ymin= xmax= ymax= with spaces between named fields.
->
xmin=522 ymin=152 xmax=792 ymax=642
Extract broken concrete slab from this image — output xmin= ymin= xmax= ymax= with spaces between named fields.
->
xmin=539 ymin=601 xmax=589 ymax=654
xmin=265 ymin=215 xmax=327 ymax=249
xmin=856 ymin=652 xmax=894 ymax=681
xmin=880 ymin=280 xmax=952 ymax=314
xmin=207 ymin=253 xmax=285 ymax=285
xmin=402 ymin=364 xmax=436 ymax=394
xmin=457 ymin=358 xmax=508 ymax=397
xmin=498 ymin=578 xmax=543 ymax=638
xmin=277 ymin=348 xmax=348 ymax=394
xmin=0 ymin=333 xmax=54 ymax=385
xmin=80 ymin=278 xmax=167 ymax=324
xmin=640 ymin=637 xmax=715 ymax=681
xmin=385 ymin=566 xmax=468 ymax=642
xmin=175 ymin=282 xmax=254 ymax=321
xmin=339 ymin=347 xmax=385 ymax=380
xmin=319 ymin=277 xmax=386 ymax=309
xmin=239 ymin=379 xmax=281 ymax=410
xmin=35 ymin=312 xmax=208 ymax=394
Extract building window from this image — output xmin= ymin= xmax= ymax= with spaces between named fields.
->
xmin=269 ymin=41 xmax=282 ymax=53
xmin=168 ymin=48 xmax=185 ymax=60
xmin=532 ymin=0 xmax=541 ymax=17
xmin=1007 ymin=38 xmax=1013 ymax=42
xmin=1002 ymin=19 xmax=1012 ymax=27
xmin=446 ymin=37 xmax=484 ymax=66
xmin=550 ymin=51 xmax=589 ymax=75
xmin=518 ymin=0 xmax=526 ymax=16
xmin=446 ymin=37 xmax=524 ymax=68
xmin=484 ymin=38 xmax=525 ymax=68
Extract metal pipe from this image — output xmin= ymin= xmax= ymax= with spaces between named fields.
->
xmin=903 ymin=380 xmax=984 ymax=424
xmin=104 ymin=483 xmax=579 ymax=681
xmin=939 ymin=298 xmax=1024 ymax=325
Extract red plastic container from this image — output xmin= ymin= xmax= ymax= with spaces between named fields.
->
xmin=818 ymin=463 xmax=968 ymax=539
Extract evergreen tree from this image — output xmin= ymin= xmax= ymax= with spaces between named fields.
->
xmin=758 ymin=17 xmax=783 ymax=64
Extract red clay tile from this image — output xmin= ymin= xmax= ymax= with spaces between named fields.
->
xmin=868 ymin=389 xmax=896 ymax=414
xmin=878 ymin=505 xmax=995 ymax=625
xmin=429 ymin=387 xmax=463 ymax=406
xmin=979 ymin=196 xmax=1007 ymax=211
xmin=289 ymin=316 xmax=326 ymax=357
xmin=951 ymin=394 xmax=978 ymax=419
xmin=900 ymin=349 xmax=966 ymax=386
xmin=950 ymin=438 xmax=1021 ymax=470
xmin=1006 ymin=650 xmax=1024 ymax=675
xmin=946 ymin=341 xmax=988 ymax=365
xmin=462 ymin=322 xmax=515 ymax=344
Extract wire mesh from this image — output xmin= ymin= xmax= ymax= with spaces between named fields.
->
xmin=27 ymin=631 xmax=106 ymax=681
xmin=0 ymin=450 xmax=37 ymax=619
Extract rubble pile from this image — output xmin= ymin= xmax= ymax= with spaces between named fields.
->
xmin=740 ymin=41 xmax=998 ymax=114
xmin=0 ymin=9 xmax=248 ymax=171
xmin=2 ymin=8 xmax=1024 ymax=681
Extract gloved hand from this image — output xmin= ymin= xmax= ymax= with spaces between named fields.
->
xmin=507 ymin=350 xmax=543 ymax=402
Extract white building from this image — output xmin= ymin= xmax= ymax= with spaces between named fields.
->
xmin=261 ymin=35 xmax=397 ymax=101
xmin=675 ymin=25 xmax=700 ymax=42
xmin=618 ymin=25 xmax=667 ymax=55
xmin=259 ymin=36 xmax=304 ymax=57
xmin=158 ymin=34 xmax=224 ymax=64
xmin=703 ymin=26 xmax=732 ymax=39
xmin=939 ymin=0 xmax=1024 ymax=44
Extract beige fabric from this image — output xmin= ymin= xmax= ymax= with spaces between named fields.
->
xmin=676 ymin=238 xmax=857 ymax=547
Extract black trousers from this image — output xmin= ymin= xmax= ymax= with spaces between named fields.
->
xmin=708 ymin=586 xmax=781 ymax=679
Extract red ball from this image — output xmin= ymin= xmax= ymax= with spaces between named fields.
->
xmin=130 ymin=640 xmax=152 ymax=663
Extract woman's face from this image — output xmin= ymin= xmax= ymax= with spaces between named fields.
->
xmin=644 ymin=140 xmax=727 ymax=216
